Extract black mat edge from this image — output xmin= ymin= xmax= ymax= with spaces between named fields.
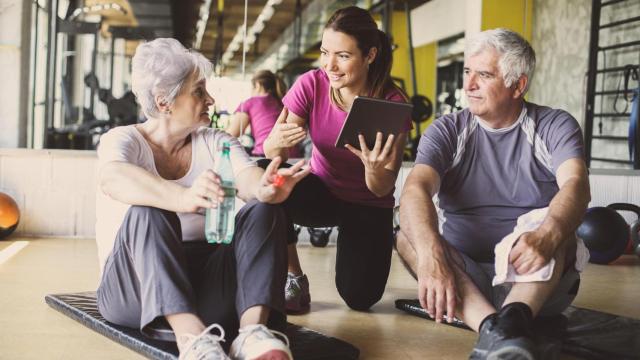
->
xmin=46 ymin=292 xmax=176 ymax=359
xmin=46 ymin=292 xmax=360 ymax=360
xmin=395 ymin=298 xmax=640 ymax=360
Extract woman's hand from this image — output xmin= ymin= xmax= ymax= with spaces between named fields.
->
xmin=345 ymin=132 xmax=397 ymax=173
xmin=267 ymin=108 xmax=307 ymax=149
xmin=256 ymin=156 xmax=310 ymax=204
xmin=177 ymin=170 xmax=225 ymax=213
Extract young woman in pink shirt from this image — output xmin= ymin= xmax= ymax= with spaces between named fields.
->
xmin=263 ymin=6 xmax=411 ymax=313
xmin=227 ymin=70 xmax=302 ymax=157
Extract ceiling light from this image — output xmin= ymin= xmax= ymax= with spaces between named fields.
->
xmin=220 ymin=0 xmax=284 ymax=68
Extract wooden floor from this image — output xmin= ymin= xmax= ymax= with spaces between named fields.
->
xmin=0 ymin=237 xmax=639 ymax=360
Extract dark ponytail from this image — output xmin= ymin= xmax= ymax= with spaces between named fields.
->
xmin=325 ymin=6 xmax=406 ymax=108
xmin=252 ymin=70 xmax=287 ymax=102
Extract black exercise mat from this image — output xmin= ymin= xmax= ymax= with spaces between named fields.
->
xmin=395 ymin=299 xmax=640 ymax=360
xmin=45 ymin=292 xmax=359 ymax=360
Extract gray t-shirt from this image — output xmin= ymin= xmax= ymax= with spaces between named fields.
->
xmin=416 ymin=102 xmax=584 ymax=262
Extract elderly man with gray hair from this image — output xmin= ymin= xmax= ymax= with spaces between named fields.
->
xmin=396 ymin=28 xmax=590 ymax=359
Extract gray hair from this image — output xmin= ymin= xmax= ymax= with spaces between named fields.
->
xmin=465 ymin=28 xmax=536 ymax=91
xmin=131 ymin=38 xmax=213 ymax=118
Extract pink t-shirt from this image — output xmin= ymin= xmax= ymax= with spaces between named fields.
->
xmin=235 ymin=95 xmax=302 ymax=157
xmin=282 ymin=68 xmax=411 ymax=208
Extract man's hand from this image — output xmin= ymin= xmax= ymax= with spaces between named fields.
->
xmin=416 ymin=247 xmax=458 ymax=324
xmin=509 ymin=230 xmax=557 ymax=275
xmin=255 ymin=156 xmax=310 ymax=204
xmin=178 ymin=170 xmax=224 ymax=213
xmin=266 ymin=108 xmax=307 ymax=149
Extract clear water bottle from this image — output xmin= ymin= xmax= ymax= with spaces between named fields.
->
xmin=205 ymin=141 xmax=235 ymax=244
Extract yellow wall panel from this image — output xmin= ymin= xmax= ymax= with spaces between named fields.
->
xmin=390 ymin=11 xmax=412 ymax=94
xmin=481 ymin=0 xmax=533 ymax=41
xmin=390 ymin=11 xmax=436 ymax=128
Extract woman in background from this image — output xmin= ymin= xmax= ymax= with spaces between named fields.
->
xmin=227 ymin=70 xmax=302 ymax=158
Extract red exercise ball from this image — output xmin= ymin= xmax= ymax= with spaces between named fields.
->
xmin=0 ymin=192 xmax=20 ymax=239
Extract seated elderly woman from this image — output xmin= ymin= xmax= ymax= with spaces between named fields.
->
xmin=95 ymin=38 xmax=309 ymax=360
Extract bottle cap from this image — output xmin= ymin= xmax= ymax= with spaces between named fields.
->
xmin=273 ymin=174 xmax=285 ymax=187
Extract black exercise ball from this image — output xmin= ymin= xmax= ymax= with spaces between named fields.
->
xmin=0 ymin=192 xmax=20 ymax=239
xmin=576 ymin=207 xmax=628 ymax=264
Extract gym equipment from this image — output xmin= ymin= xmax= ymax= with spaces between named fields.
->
xmin=308 ymin=227 xmax=332 ymax=248
xmin=576 ymin=206 xmax=629 ymax=264
xmin=395 ymin=298 xmax=640 ymax=360
xmin=84 ymin=73 xmax=138 ymax=127
xmin=46 ymin=292 xmax=359 ymax=360
xmin=410 ymin=95 xmax=433 ymax=124
xmin=583 ymin=2 xmax=640 ymax=168
xmin=0 ymin=192 xmax=20 ymax=239
xmin=607 ymin=203 xmax=640 ymax=257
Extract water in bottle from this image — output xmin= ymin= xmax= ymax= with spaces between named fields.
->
xmin=205 ymin=141 xmax=235 ymax=244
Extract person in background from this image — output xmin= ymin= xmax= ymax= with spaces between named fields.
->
xmin=226 ymin=70 xmax=303 ymax=158
xmin=263 ymin=6 xmax=411 ymax=314
xmin=96 ymin=38 xmax=310 ymax=360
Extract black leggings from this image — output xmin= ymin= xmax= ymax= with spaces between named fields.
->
xmin=258 ymin=159 xmax=394 ymax=311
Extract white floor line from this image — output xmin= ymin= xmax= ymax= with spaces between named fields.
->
xmin=0 ymin=241 xmax=29 ymax=265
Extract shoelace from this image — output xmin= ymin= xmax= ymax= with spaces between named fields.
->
xmin=179 ymin=323 xmax=227 ymax=359
xmin=286 ymin=275 xmax=303 ymax=292
xmin=239 ymin=324 xmax=290 ymax=347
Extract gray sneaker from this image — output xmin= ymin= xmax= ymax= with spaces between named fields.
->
xmin=285 ymin=273 xmax=310 ymax=313
xmin=178 ymin=323 xmax=230 ymax=360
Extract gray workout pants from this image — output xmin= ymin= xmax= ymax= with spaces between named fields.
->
xmin=459 ymin=252 xmax=580 ymax=316
xmin=96 ymin=200 xmax=288 ymax=342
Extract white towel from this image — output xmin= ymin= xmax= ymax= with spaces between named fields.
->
xmin=492 ymin=207 xmax=590 ymax=286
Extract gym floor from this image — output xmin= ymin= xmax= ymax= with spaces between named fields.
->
xmin=1 ymin=237 xmax=639 ymax=360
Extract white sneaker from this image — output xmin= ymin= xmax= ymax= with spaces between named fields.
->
xmin=229 ymin=324 xmax=293 ymax=360
xmin=178 ymin=323 xmax=231 ymax=360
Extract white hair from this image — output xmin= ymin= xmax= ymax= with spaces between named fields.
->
xmin=465 ymin=28 xmax=536 ymax=92
xmin=131 ymin=38 xmax=213 ymax=118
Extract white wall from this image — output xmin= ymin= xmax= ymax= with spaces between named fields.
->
xmin=0 ymin=149 xmax=98 ymax=237
xmin=411 ymin=0 xmax=481 ymax=48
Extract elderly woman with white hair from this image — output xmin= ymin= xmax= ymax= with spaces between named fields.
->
xmin=95 ymin=38 xmax=309 ymax=360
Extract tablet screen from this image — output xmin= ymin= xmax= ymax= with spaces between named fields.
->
xmin=335 ymin=96 xmax=413 ymax=149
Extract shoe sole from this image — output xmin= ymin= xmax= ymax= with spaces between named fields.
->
xmin=250 ymin=349 xmax=292 ymax=360
xmin=285 ymin=295 xmax=311 ymax=314
xmin=487 ymin=342 xmax=535 ymax=360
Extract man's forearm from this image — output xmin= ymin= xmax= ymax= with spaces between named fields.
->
xmin=539 ymin=176 xmax=591 ymax=246
xmin=400 ymin=183 xmax=445 ymax=257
